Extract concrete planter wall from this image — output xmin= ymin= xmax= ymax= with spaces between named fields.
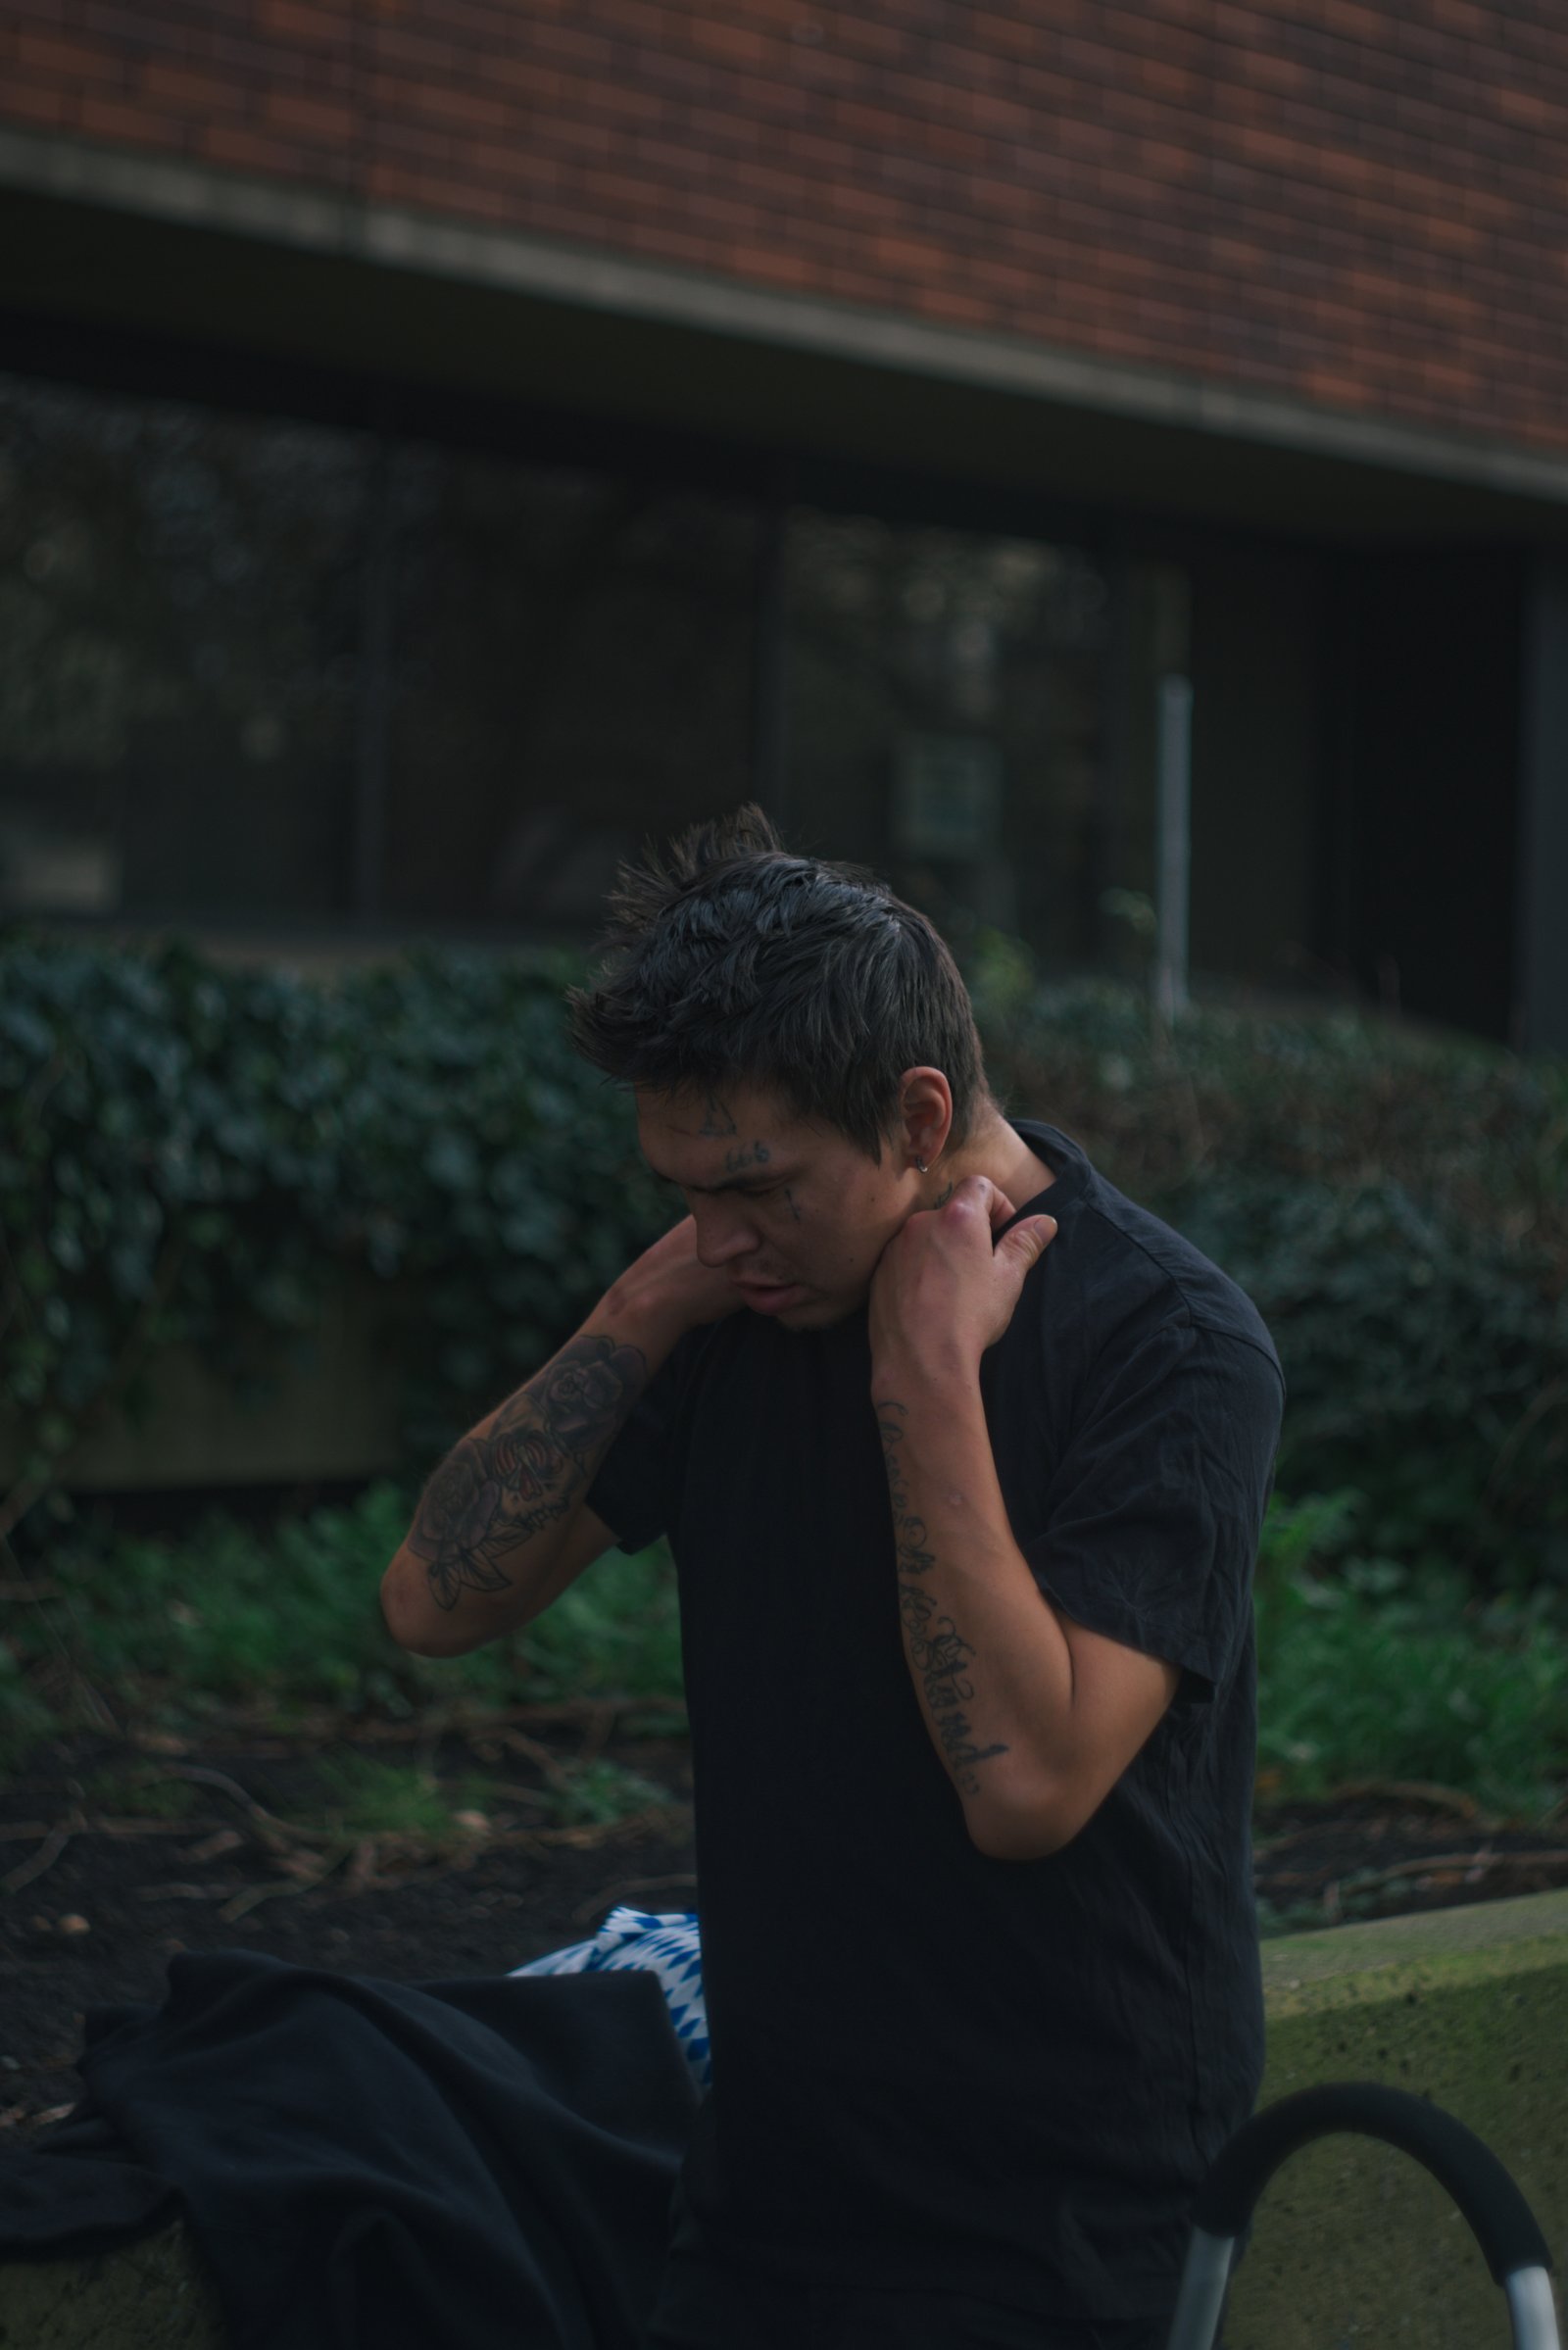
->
xmin=1228 ymin=1886 xmax=1568 ymax=2347
xmin=4 ymin=1273 xmax=416 ymax=1497
xmin=3 ymin=1889 xmax=1565 ymax=2346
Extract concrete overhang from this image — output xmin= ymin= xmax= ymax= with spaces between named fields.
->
xmin=3 ymin=124 xmax=1568 ymax=548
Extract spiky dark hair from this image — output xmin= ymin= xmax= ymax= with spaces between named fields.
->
xmin=564 ymin=806 xmax=994 ymax=1162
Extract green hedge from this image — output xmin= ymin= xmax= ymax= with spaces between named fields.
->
xmin=3 ymin=927 xmax=1566 ymax=1597
xmin=0 ymin=930 xmax=669 ymax=1532
xmin=972 ymin=948 xmax=1568 ymax=1595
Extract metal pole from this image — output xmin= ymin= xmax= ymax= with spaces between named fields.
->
xmin=1505 ymin=2266 xmax=1563 ymax=2350
xmin=750 ymin=492 xmax=789 ymax=834
xmin=1154 ymin=670 xmax=1192 ymax=1023
xmin=353 ymin=430 xmax=393 ymax=921
xmin=1162 ymin=2227 xmax=1236 ymax=2350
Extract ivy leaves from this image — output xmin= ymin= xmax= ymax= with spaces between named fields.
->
xmin=0 ymin=931 xmax=668 ymax=1531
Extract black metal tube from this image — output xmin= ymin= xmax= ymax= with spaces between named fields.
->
xmin=1192 ymin=2081 xmax=1553 ymax=2289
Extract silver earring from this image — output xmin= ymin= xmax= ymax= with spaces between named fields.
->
xmin=915 ymin=1159 xmax=929 ymax=1175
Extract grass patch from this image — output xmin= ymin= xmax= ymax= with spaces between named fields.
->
xmin=1255 ymin=1492 xmax=1568 ymax=1821
xmin=294 ymin=1754 xmax=478 ymax=1843
xmin=4 ymin=1482 xmax=1566 ymax=1831
xmin=5 ymin=1480 xmax=683 ymax=1732
xmin=77 ymin=1767 xmax=205 ymax=1819
xmin=543 ymin=1755 xmax=669 ymax=1829
xmin=274 ymin=1752 xmax=669 ymax=1844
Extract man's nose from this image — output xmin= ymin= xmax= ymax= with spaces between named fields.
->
xmin=691 ymin=1205 xmax=762 ymax=1268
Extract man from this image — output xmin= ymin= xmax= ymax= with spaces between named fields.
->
xmin=380 ymin=808 xmax=1285 ymax=2350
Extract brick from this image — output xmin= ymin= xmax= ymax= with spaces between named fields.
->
xmin=586 ymin=0 xmax=668 ymax=40
xmin=562 ymin=72 xmax=664 ymax=123
xmin=0 ymin=76 xmax=67 ymax=127
xmin=619 ymin=218 xmax=724 ymax=269
xmin=201 ymin=121 xmax=319 ymax=175
xmin=371 ymin=73 xmax=516 ymax=136
xmin=866 ymin=229 xmax=960 ymax=278
xmin=534 ymin=113 xmax=618 ymax=160
xmin=140 ymin=59 xmax=246 ymax=115
xmin=256 ymin=0 xmax=350 ymax=44
xmin=459 ymin=137 xmax=564 ymax=189
xmin=691 ymin=188 xmax=780 ymax=238
xmin=685 ymin=14 xmax=775 ymax=71
xmin=16 ymin=28 xmax=124 ymax=83
xmin=262 ymin=87 xmax=358 ymax=140
xmin=1135 ymin=53 xmax=1201 ymax=102
xmin=77 ymin=91 xmax=183 ymax=149
xmin=527 ymin=17 xmax=628 ymax=72
xmin=956 ymin=84 xmax=1034 ymax=138
xmin=1428 ymin=0 xmax=1498 ymax=37
xmin=1492 ymin=80 xmax=1565 ymax=131
xmin=368 ymin=23 xmax=461 ymax=75
xmin=363 ymin=159 xmax=484 ymax=213
xmin=371 ymin=117 xmax=465 ymax=169
xmin=721 ymin=240 xmax=819 ymax=288
xmin=829 ymin=95 xmax=907 ymax=146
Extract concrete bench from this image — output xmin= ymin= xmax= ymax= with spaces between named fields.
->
xmin=5 ymin=1887 xmax=1565 ymax=2348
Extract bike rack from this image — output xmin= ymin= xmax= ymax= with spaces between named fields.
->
xmin=1163 ymin=2081 xmax=1561 ymax=2350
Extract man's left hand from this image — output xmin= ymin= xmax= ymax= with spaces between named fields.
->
xmin=868 ymin=1177 xmax=1057 ymax=1382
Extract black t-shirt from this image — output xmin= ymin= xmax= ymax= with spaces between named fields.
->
xmin=586 ymin=1119 xmax=1286 ymax=2325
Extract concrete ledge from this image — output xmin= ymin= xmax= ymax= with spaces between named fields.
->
xmin=3 ymin=1892 xmax=1565 ymax=2346
xmin=0 ymin=1269 xmax=413 ymax=1494
xmin=1231 ymin=1888 xmax=1568 ymax=2347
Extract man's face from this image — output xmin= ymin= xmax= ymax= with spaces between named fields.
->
xmin=635 ymin=1080 xmax=915 ymax=1330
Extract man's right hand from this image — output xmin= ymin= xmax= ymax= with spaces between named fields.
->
xmin=603 ymin=1215 xmax=747 ymax=1352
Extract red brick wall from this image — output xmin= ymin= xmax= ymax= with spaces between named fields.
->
xmin=4 ymin=0 xmax=1565 ymax=453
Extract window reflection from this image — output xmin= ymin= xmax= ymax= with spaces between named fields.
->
xmin=0 ymin=371 xmax=1110 ymax=964
xmin=784 ymin=514 xmax=1109 ymax=967
xmin=382 ymin=448 xmax=756 ymax=928
xmin=0 ymin=372 xmax=366 ymax=921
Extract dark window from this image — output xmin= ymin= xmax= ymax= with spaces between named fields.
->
xmin=381 ymin=448 xmax=757 ymax=930
xmin=1 ymin=369 xmax=1112 ymax=963
xmin=0 ymin=371 xmax=366 ymax=922
xmin=783 ymin=513 xmax=1111 ymax=968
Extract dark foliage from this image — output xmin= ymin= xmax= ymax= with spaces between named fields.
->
xmin=4 ymin=929 xmax=1565 ymax=1595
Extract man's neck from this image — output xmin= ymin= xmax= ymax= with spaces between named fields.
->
xmin=944 ymin=1114 xmax=1056 ymax=1216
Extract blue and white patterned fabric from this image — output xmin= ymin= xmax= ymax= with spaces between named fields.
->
xmin=511 ymin=1907 xmax=710 ymax=2092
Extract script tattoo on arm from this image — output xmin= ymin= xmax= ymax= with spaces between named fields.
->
xmin=407 ymin=1336 xmax=648 ymax=1611
xmin=875 ymin=1400 xmax=1008 ymax=1797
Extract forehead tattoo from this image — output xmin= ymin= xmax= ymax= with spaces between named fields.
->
xmin=697 ymin=1090 xmax=738 ymax=1138
xmin=651 ymin=1091 xmax=800 ymax=1196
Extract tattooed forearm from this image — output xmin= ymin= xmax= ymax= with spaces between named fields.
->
xmin=407 ymin=1335 xmax=647 ymax=1611
xmin=876 ymin=1401 xmax=1007 ymax=1796
xmin=875 ymin=1403 xmax=937 ymax=1578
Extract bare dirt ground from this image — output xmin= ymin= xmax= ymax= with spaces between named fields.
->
xmin=4 ymin=1715 xmax=1567 ymax=2136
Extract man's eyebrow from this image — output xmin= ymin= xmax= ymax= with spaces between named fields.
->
xmin=646 ymin=1161 xmax=798 ymax=1197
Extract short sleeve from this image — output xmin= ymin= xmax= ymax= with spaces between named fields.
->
xmin=584 ymin=1332 xmax=696 ymax=1555
xmin=1021 ymin=1312 xmax=1285 ymax=1705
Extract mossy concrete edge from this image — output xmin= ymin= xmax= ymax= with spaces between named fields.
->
xmin=1230 ymin=1886 xmax=1568 ymax=2348
xmin=1260 ymin=1884 xmax=1568 ymax=2015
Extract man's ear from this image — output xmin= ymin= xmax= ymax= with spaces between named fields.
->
xmin=897 ymin=1066 xmax=955 ymax=1166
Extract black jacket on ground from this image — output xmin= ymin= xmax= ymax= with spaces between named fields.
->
xmin=0 ymin=1947 xmax=697 ymax=2349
